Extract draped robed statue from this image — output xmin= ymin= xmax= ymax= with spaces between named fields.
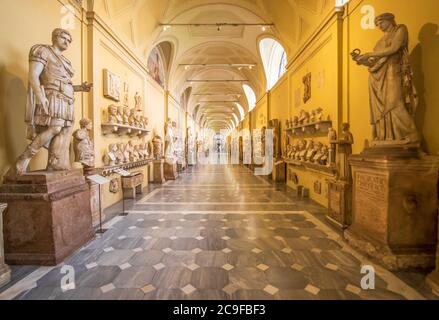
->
xmin=351 ymin=13 xmax=420 ymax=146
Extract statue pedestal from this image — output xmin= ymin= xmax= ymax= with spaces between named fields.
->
xmin=122 ymin=172 xmax=144 ymax=199
xmin=0 ymin=170 xmax=94 ymax=266
xmin=271 ymin=159 xmax=286 ymax=182
xmin=327 ymin=180 xmax=352 ymax=229
xmin=87 ymin=181 xmax=105 ymax=228
xmin=345 ymin=149 xmax=439 ymax=271
xmin=0 ymin=203 xmax=11 ymax=288
xmin=153 ymin=160 xmax=166 ymax=184
xmin=164 ymin=162 xmax=178 ymax=180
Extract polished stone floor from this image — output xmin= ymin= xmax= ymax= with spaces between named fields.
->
xmin=0 ymin=164 xmax=429 ymax=300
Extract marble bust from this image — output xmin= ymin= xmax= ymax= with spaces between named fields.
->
xmin=104 ymin=144 xmax=118 ymax=166
xmin=73 ymin=118 xmax=95 ymax=168
xmin=108 ymin=105 xmax=120 ymax=124
xmin=123 ymin=107 xmax=130 ymax=125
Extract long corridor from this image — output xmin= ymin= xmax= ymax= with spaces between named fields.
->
xmin=1 ymin=165 xmax=425 ymax=300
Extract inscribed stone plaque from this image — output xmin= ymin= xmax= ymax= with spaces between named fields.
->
xmin=354 ymin=171 xmax=388 ymax=239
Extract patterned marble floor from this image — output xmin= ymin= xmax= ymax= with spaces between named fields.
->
xmin=0 ymin=164 xmax=427 ymax=300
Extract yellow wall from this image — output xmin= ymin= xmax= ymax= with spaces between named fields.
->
xmin=251 ymin=95 xmax=268 ymax=130
xmin=266 ymin=12 xmax=341 ymax=206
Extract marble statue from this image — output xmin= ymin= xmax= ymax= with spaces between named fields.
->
xmin=311 ymin=108 xmax=324 ymax=123
xmin=152 ymin=133 xmax=164 ymax=160
xmin=351 ymin=13 xmax=419 ymax=145
xmin=123 ymin=83 xmax=129 ymax=107
xmin=128 ymin=109 xmax=137 ymax=127
xmin=140 ymin=140 xmax=150 ymax=159
xmin=308 ymin=142 xmax=323 ymax=163
xmin=132 ymin=145 xmax=141 ymax=162
xmin=141 ymin=116 xmax=149 ymax=129
xmin=336 ymin=123 xmax=354 ymax=181
xmin=318 ymin=145 xmax=329 ymax=166
xmin=7 ymin=28 xmax=92 ymax=176
xmin=123 ymin=106 xmax=130 ymax=125
xmin=73 ymin=118 xmax=95 ymax=168
xmin=108 ymin=105 xmax=121 ymax=124
xmin=293 ymin=116 xmax=299 ymax=127
xmin=305 ymin=141 xmax=316 ymax=162
xmin=165 ymin=119 xmax=177 ymax=164
xmin=117 ymin=106 xmax=124 ymax=124
xmin=135 ymin=113 xmax=143 ymax=129
xmin=298 ymin=110 xmax=310 ymax=125
xmin=299 ymin=140 xmax=308 ymax=161
xmin=116 ymin=143 xmax=126 ymax=164
xmin=104 ymin=144 xmax=118 ymax=166
xmin=328 ymin=127 xmax=337 ymax=165
xmin=134 ymin=92 xmax=142 ymax=111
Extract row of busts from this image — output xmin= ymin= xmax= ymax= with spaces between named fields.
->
xmin=104 ymin=141 xmax=150 ymax=166
xmin=107 ymin=105 xmax=149 ymax=129
xmin=286 ymin=139 xmax=329 ymax=166
xmin=286 ymin=108 xmax=326 ymax=129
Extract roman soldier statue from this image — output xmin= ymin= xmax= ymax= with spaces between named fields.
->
xmin=7 ymin=28 xmax=92 ymax=176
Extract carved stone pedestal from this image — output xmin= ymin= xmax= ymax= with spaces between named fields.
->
xmin=164 ymin=162 xmax=178 ymax=180
xmin=271 ymin=160 xmax=286 ymax=183
xmin=122 ymin=172 xmax=144 ymax=199
xmin=345 ymin=149 xmax=439 ymax=271
xmin=0 ymin=170 xmax=94 ymax=266
xmin=0 ymin=203 xmax=11 ymax=288
xmin=88 ymin=181 xmax=105 ymax=228
xmin=153 ymin=160 xmax=166 ymax=184
xmin=327 ymin=180 xmax=352 ymax=229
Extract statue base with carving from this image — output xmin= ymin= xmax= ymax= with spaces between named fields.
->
xmin=327 ymin=180 xmax=352 ymax=230
xmin=345 ymin=146 xmax=439 ymax=271
xmin=0 ymin=170 xmax=94 ymax=266
xmin=164 ymin=161 xmax=178 ymax=181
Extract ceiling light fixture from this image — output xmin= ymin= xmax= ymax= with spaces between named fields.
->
xmin=193 ymin=93 xmax=241 ymax=96
xmin=198 ymin=101 xmax=240 ymax=103
xmin=180 ymin=63 xmax=256 ymax=68
xmin=159 ymin=23 xmax=274 ymax=28
xmin=187 ymin=79 xmax=249 ymax=83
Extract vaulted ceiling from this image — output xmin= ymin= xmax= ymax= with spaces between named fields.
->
xmin=92 ymin=0 xmax=333 ymax=131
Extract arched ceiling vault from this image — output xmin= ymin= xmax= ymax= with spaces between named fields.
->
xmin=93 ymin=0 xmax=334 ymax=131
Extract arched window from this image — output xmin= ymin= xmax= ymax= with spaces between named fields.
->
xmin=243 ymin=85 xmax=256 ymax=113
xmin=259 ymin=38 xmax=288 ymax=90
xmin=236 ymin=103 xmax=245 ymax=121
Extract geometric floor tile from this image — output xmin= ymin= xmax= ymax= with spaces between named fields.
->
xmin=181 ymin=284 xmax=197 ymax=295
xmin=257 ymin=264 xmax=270 ymax=271
xmin=345 ymin=284 xmax=362 ymax=295
xmin=141 ymin=284 xmax=156 ymax=294
xmin=100 ymin=283 xmax=116 ymax=294
xmin=305 ymin=284 xmax=320 ymax=295
xmin=263 ymin=285 xmax=279 ymax=296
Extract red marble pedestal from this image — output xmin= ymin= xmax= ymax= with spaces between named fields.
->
xmin=0 ymin=170 xmax=94 ymax=266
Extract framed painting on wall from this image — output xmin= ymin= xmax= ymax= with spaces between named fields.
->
xmin=103 ymin=69 xmax=121 ymax=102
